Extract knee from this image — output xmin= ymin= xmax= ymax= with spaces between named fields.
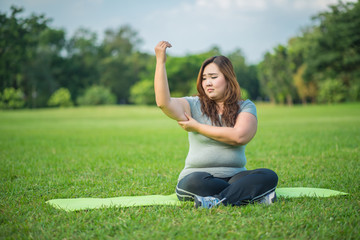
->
xmin=254 ymin=168 xmax=278 ymax=185
xmin=177 ymin=172 xmax=212 ymax=192
xmin=264 ymin=169 xmax=278 ymax=185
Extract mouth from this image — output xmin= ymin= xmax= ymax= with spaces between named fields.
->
xmin=207 ymin=88 xmax=214 ymax=93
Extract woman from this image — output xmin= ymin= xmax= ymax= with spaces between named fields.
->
xmin=154 ymin=41 xmax=278 ymax=209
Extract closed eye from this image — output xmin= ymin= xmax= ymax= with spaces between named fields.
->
xmin=202 ymin=75 xmax=218 ymax=80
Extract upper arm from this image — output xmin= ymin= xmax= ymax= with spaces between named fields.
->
xmin=158 ymin=97 xmax=191 ymax=121
xmin=233 ymin=112 xmax=257 ymax=145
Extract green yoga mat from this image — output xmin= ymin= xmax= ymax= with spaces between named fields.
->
xmin=46 ymin=187 xmax=348 ymax=212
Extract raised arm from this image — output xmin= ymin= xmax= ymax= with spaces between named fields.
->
xmin=154 ymin=41 xmax=190 ymax=121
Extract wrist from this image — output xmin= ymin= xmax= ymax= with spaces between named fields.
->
xmin=156 ymin=58 xmax=166 ymax=65
xmin=194 ymin=122 xmax=203 ymax=133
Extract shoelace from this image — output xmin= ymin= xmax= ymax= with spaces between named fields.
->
xmin=205 ymin=197 xmax=226 ymax=208
xmin=216 ymin=198 xmax=226 ymax=206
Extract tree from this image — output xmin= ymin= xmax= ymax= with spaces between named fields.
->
xmin=258 ymin=53 xmax=277 ymax=103
xmin=287 ymin=30 xmax=321 ymax=104
xmin=293 ymin=64 xmax=317 ymax=104
xmin=258 ymin=45 xmax=296 ymax=104
xmin=77 ymin=85 xmax=116 ymax=106
xmin=0 ymin=87 xmax=25 ymax=109
xmin=48 ymin=88 xmax=73 ymax=107
xmin=99 ymin=26 xmax=145 ymax=103
xmin=23 ymin=28 xmax=67 ymax=108
xmin=258 ymin=1 xmax=360 ymax=104
xmin=0 ymin=6 xmax=51 ymax=107
xmin=166 ymin=56 xmax=200 ymax=97
xmin=62 ymin=28 xmax=100 ymax=103
xmin=129 ymin=79 xmax=155 ymax=105
xmin=228 ymin=49 xmax=260 ymax=100
xmin=317 ymin=78 xmax=347 ymax=103
xmin=305 ymin=1 xmax=360 ymax=101
xmin=166 ymin=46 xmax=222 ymax=97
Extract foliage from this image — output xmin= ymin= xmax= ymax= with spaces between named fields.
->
xmin=241 ymin=88 xmax=249 ymax=100
xmin=293 ymin=64 xmax=317 ymax=104
xmin=63 ymin=28 xmax=100 ymax=103
xmin=129 ymin=79 xmax=155 ymax=105
xmin=229 ymin=49 xmax=260 ymax=100
xmin=77 ymin=85 xmax=116 ymax=106
xmin=166 ymin=53 xmax=208 ymax=97
xmin=0 ymin=7 xmax=72 ymax=108
xmin=0 ymin=6 xmax=49 ymax=89
xmin=1 ymin=1 xmax=360 ymax=108
xmin=258 ymin=1 xmax=360 ymax=105
xmin=0 ymin=104 xmax=359 ymax=238
xmin=0 ymin=7 xmax=148 ymax=108
xmin=317 ymin=79 xmax=347 ymax=103
xmin=348 ymin=80 xmax=360 ymax=101
xmin=306 ymin=1 xmax=360 ymax=81
xmin=258 ymin=45 xmax=297 ymax=104
xmin=99 ymin=26 xmax=146 ymax=103
xmin=0 ymin=87 xmax=25 ymax=109
xmin=47 ymin=88 xmax=73 ymax=107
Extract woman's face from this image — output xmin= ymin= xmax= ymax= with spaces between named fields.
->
xmin=201 ymin=63 xmax=227 ymax=102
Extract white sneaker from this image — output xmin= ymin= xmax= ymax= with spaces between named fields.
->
xmin=259 ymin=191 xmax=277 ymax=205
xmin=194 ymin=195 xmax=226 ymax=209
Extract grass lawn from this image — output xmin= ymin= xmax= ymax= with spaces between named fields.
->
xmin=0 ymin=103 xmax=359 ymax=239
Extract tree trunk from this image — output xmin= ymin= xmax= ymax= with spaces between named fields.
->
xmin=286 ymin=94 xmax=293 ymax=106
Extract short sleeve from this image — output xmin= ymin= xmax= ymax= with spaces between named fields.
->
xmin=238 ymin=100 xmax=257 ymax=118
xmin=183 ymin=96 xmax=200 ymax=117
xmin=183 ymin=96 xmax=207 ymax=123
xmin=183 ymin=96 xmax=198 ymax=110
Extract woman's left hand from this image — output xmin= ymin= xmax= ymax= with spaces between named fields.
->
xmin=178 ymin=112 xmax=200 ymax=132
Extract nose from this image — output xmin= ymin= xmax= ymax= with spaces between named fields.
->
xmin=206 ymin=79 xmax=212 ymax=86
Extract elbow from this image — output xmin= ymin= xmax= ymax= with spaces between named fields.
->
xmin=156 ymin=102 xmax=164 ymax=108
xmin=155 ymin=97 xmax=171 ymax=109
xmin=231 ymin=139 xmax=247 ymax=146
xmin=155 ymin=99 xmax=167 ymax=109
xmin=156 ymin=102 xmax=168 ymax=110
xmin=156 ymin=101 xmax=172 ymax=116
xmin=231 ymin=136 xmax=251 ymax=146
xmin=231 ymin=128 xmax=256 ymax=146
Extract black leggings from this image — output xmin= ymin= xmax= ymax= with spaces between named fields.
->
xmin=176 ymin=168 xmax=278 ymax=206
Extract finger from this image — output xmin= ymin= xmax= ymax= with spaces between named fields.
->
xmin=160 ymin=41 xmax=172 ymax=48
xmin=157 ymin=41 xmax=165 ymax=47
xmin=184 ymin=112 xmax=190 ymax=119
xmin=155 ymin=42 xmax=165 ymax=50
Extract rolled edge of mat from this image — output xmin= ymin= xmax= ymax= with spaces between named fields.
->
xmin=276 ymin=187 xmax=348 ymax=198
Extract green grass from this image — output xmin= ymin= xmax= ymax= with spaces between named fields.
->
xmin=1 ymin=103 xmax=359 ymax=239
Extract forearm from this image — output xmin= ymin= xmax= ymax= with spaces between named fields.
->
xmin=178 ymin=110 xmax=257 ymax=146
xmin=154 ymin=62 xmax=171 ymax=108
xmin=196 ymin=124 xmax=247 ymax=146
xmin=154 ymin=62 xmax=188 ymax=121
xmin=153 ymin=41 xmax=189 ymax=121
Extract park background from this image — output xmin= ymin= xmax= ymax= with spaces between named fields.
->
xmin=0 ymin=0 xmax=359 ymax=108
xmin=0 ymin=1 xmax=359 ymax=239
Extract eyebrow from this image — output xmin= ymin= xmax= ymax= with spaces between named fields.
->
xmin=202 ymin=73 xmax=218 ymax=76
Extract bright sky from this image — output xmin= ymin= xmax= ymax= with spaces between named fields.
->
xmin=1 ymin=0 xmax=356 ymax=63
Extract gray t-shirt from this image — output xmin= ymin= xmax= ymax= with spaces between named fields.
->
xmin=178 ymin=96 xmax=257 ymax=181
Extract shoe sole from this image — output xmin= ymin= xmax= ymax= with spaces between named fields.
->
xmin=194 ymin=196 xmax=202 ymax=208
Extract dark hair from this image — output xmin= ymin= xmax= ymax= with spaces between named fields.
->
xmin=196 ymin=56 xmax=242 ymax=127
